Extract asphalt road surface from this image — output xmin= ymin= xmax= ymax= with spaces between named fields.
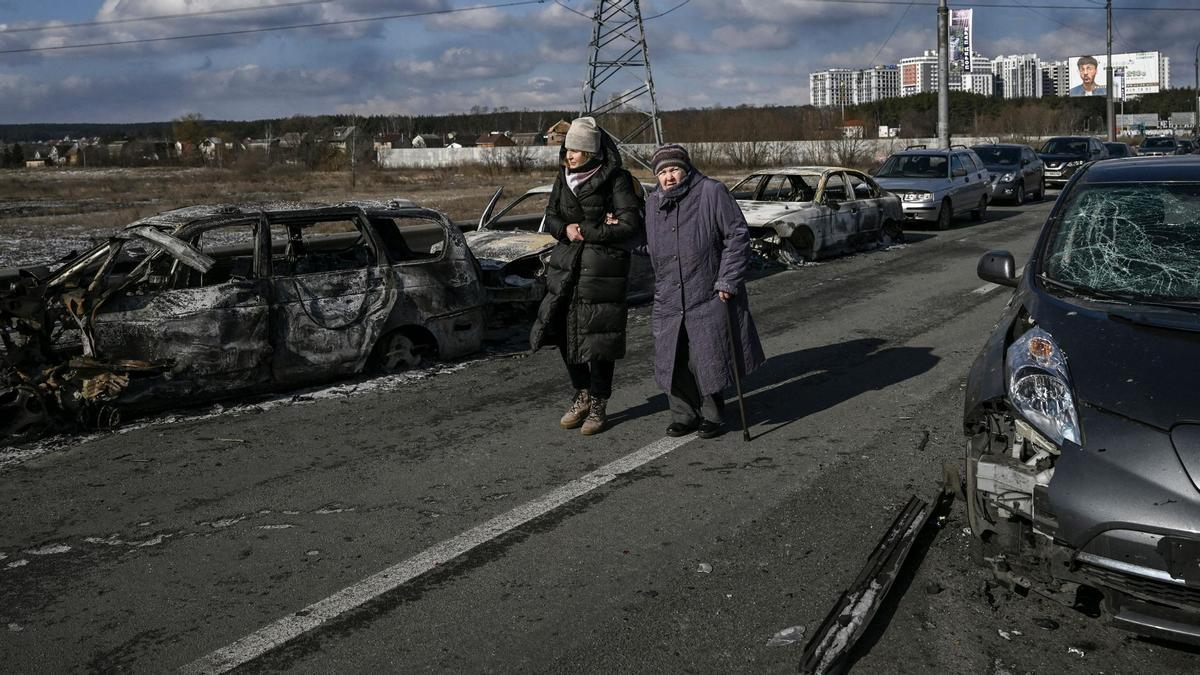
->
xmin=4 ymin=198 xmax=1200 ymax=674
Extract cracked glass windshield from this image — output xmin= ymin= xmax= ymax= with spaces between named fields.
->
xmin=1043 ymin=183 xmax=1200 ymax=302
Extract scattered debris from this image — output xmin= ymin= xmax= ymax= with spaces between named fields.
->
xmin=305 ymin=550 xmax=320 ymax=556
xmin=6 ymin=559 xmax=29 ymax=569
xmin=766 ymin=625 xmax=807 ymax=647
xmin=8 ymin=622 xmax=23 ymax=632
xmin=697 ymin=562 xmax=713 ymax=574
xmin=1068 ymin=646 xmax=1086 ymax=658
xmin=800 ymin=492 xmax=951 ymax=674
xmin=256 ymin=524 xmax=294 ymax=530
xmin=25 ymin=544 xmax=71 ymax=556
xmin=1033 ymin=618 xmax=1060 ymax=631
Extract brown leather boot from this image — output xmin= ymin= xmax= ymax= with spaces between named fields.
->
xmin=560 ymin=389 xmax=590 ymax=429
xmin=581 ymin=396 xmax=608 ymax=436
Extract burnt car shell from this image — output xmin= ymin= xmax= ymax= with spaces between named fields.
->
xmin=964 ymin=156 xmax=1200 ymax=645
xmin=0 ymin=201 xmax=486 ymax=442
xmin=464 ymin=184 xmax=654 ymax=306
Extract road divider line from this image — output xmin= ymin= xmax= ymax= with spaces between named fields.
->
xmin=971 ymin=266 xmax=1025 ymax=295
xmin=180 ymin=433 xmax=696 ymax=674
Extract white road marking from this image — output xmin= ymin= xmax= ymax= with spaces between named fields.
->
xmin=180 ymin=433 xmax=696 ymax=674
xmin=971 ymin=266 xmax=1025 ymax=295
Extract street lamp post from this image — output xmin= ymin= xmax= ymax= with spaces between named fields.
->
xmin=1105 ymin=0 xmax=1114 ymax=141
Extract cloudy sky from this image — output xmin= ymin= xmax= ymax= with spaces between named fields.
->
xmin=0 ymin=0 xmax=1194 ymax=124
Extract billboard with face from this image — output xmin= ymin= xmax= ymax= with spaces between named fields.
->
xmin=1068 ymin=52 xmax=1163 ymax=97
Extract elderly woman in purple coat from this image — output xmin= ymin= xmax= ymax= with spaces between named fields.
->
xmin=643 ymin=144 xmax=765 ymax=438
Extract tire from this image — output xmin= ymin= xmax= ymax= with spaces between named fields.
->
xmin=936 ymin=199 xmax=952 ymax=231
xmin=878 ymin=220 xmax=904 ymax=246
xmin=971 ymin=195 xmax=988 ymax=222
xmin=371 ymin=331 xmax=428 ymax=372
xmin=777 ymin=229 xmax=816 ymax=268
xmin=1013 ymin=182 xmax=1024 ymax=206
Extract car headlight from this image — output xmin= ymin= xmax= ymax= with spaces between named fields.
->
xmin=1001 ymin=172 xmax=1015 ymax=182
xmin=1006 ymin=327 xmax=1080 ymax=446
xmin=903 ymin=191 xmax=931 ymax=202
xmin=1066 ymin=160 xmax=1084 ymax=168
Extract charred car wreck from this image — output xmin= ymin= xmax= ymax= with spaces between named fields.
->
xmin=965 ymin=157 xmax=1200 ymax=645
xmin=729 ymin=166 xmax=904 ymax=266
xmin=464 ymin=184 xmax=654 ymax=308
xmin=1 ymin=201 xmax=486 ymax=443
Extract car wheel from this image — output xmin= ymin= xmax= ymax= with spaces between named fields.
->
xmin=971 ymin=195 xmax=988 ymax=222
xmin=936 ymin=199 xmax=952 ymax=230
xmin=1013 ymin=182 xmax=1024 ymax=206
xmin=372 ymin=331 xmax=427 ymax=372
xmin=878 ymin=220 xmax=904 ymax=246
xmin=777 ymin=229 xmax=816 ymax=268
xmin=1036 ymin=178 xmax=1046 ymax=201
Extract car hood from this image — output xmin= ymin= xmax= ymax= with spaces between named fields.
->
xmin=1038 ymin=153 xmax=1087 ymax=164
xmin=463 ymin=230 xmax=556 ymax=265
xmin=735 ymin=200 xmax=814 ymax=226
xmin=1033 ymin=292 xmax=1200 ymax=431
xmin=873 ymin=177 xmax=944 ymax=192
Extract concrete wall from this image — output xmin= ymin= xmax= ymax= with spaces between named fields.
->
xmin=376 ymin=136 xmax=1050 ymax=170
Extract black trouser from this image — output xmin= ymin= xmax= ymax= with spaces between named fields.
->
xmin=668 ymin=326 xmax=724 ymax=425
xmin=559 ymin=342 xmax=614 ymax=399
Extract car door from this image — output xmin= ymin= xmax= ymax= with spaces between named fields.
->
xmin=841 ymin=171 xmax=880 ymax=245
xmin=816 ymin=172 xmax=855 ymax=251
xmin=1022 ymin=147 xmax=1042 ymax=185
xmin=963 ymin=152 xmax=989 ymax=204
xmin=267 ymin=209 xmax=394 ymax=385
xmin=89 ymin=219 xmax=274 ymax=398
xmin=949 ymin=154 xmax=970 ymax=213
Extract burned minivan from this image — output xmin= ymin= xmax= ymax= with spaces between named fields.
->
xmin=0 ymin=201 xmax=486 ymax=443
xmin=964 ymin=157 xmax=1200 ymax=644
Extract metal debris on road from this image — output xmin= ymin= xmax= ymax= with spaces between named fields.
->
xmin=697 ymin=562 xmax=713 ymax=574
xmin=1068 ymin=646 xmax=1086 ymax=657
xmin=766 ymin=625 xmax=806 ymax=647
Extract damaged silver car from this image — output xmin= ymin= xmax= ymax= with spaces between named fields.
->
xmin=730 ymin=166 xmax=904 ymax=266
xmin=964 ymin=157 xmax=1200 ymax=645
xmin=464 ymin=184 xmax=654 ymax=307
xmin=0 ymin=201 xmax=487 ymax=443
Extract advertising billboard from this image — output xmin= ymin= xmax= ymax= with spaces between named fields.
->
xmin=1068 ymin=51 xmax=1163 ymax=97
xmin=948 ymin=8 xmax=973 ymax=77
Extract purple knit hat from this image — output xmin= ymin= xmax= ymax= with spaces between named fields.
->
xmin=651 ymin=144 xmax=691 ymax=174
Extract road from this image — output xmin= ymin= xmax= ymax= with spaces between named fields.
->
xmin=3 ymin=198 xmax=1199 ymax=674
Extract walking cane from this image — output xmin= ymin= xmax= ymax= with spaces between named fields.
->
xmin=723 ymin=299 xmax=751 ymax=442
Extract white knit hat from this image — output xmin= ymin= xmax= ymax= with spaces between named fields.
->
xmin=564 ymin=116 xmax=600 ymax=153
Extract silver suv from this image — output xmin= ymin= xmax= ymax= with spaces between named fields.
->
xmin=872 ymin=145 xmax=991 ymax=230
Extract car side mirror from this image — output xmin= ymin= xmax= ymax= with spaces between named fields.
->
xmin=977 ymin=250 xmax=1018 ymax=288
xmin=1022 ymin=158 xmax=1031 ymax=166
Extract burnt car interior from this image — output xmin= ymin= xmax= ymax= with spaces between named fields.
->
xmin=732 ymin=174 xmax=820 ymax=202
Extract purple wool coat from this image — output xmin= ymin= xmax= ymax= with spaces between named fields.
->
xmin=643 ymin=170 xmax=765 ymax=396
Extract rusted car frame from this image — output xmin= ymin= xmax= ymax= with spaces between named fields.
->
xmin=0 ymin=201 xmax=486 ymax=443
xmin=730 ymin=166 xmax=904 ymax=266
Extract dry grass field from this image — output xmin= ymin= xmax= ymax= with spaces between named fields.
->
xmin=0 ymin=166 xmax=564 ymax=268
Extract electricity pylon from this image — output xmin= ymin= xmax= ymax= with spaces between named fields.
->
xmin=581 ymin=0 xmax=664 ymax=166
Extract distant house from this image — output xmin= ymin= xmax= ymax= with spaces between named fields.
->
xmin=21 ymin=144 xmax=56 ymax=168
xmin=476 ymin=132 xmax=516 ymax=148
xmin=374 ymin=133 xmax=407 ymax=152
xmin=328 ymin=126 xmax=357 ymax=152
xmin=279 ymin=132 xmax=303 ymax=149
xmin=411 ymin=134 xmax=444 ymax=149
xmin=444 ymin=132 xmax=474 ymax=148
xmin=510 ymin=132 xmax=543 ymax=147
xmin=546 ymin=120 xmax=571 ymax=147
xmin=840 ymin=120 xmax=866 ymax=139
xmin=199 ymin=137 xmax=225 ymax=159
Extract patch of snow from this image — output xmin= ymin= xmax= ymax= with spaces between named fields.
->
xmin=256 ymin=524 xmax=294 ymax=530
xmin=6 ymin=559 xmax=29 ymax=569
xmin=25 ymin=544 xmax=71 ymax=555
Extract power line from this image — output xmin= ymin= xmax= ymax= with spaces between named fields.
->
xmin=645 ymin=0 xmax=693 ymax=20
xmin=795 ymin=0 xmax=1200 ymax=9
xmin=0 ymin=0 xmax=337 ymax=35
xmin=0 ymin=0 xmax=547 ymax=56
xmin=868 ymin=0 xmax=915 ymax=67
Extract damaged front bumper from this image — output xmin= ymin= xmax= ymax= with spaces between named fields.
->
xmin=966 ymin=404 xmax=1200 ymax=645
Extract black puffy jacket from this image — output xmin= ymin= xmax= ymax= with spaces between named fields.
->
xmin=529 ymin=134 xmax=644 ymax=362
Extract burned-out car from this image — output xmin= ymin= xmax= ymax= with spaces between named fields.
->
xmin=965 ymin=157 xmax=1200 ymax=644
xmin=730 ymin=167 xmax=904 ymax=266
xmin=0 ymin=201 xmax=486 ymax=443
xmin=463 ymin=184 xmax=654 ymax=307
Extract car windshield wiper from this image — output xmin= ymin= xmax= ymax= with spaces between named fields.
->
xmin=1038 ymin=275 xmax=1136 ymax=304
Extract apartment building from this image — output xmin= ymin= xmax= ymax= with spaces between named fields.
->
xmin=992 ymin=54 xmax=1043 ymax=99
xmin=810 ymin=65 xmax=900 ymax=106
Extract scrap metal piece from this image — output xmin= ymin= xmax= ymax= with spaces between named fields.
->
xmin=798 ymin=495 xmax=933 ymax=675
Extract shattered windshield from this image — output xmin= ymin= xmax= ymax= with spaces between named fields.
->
xmin=1040 ymin=139 xmax=1088 ymax=155
xmin=1042 ymin=183 xmax=1200 ymax=302
xmin=972 ymin=147 xmax=1020 ymax=166
xmin=875 ymin=154 xmax=948 ymax=179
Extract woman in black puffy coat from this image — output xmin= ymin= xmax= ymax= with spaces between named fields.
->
xmin=529 ymin=116 xmax=644 ymax=436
